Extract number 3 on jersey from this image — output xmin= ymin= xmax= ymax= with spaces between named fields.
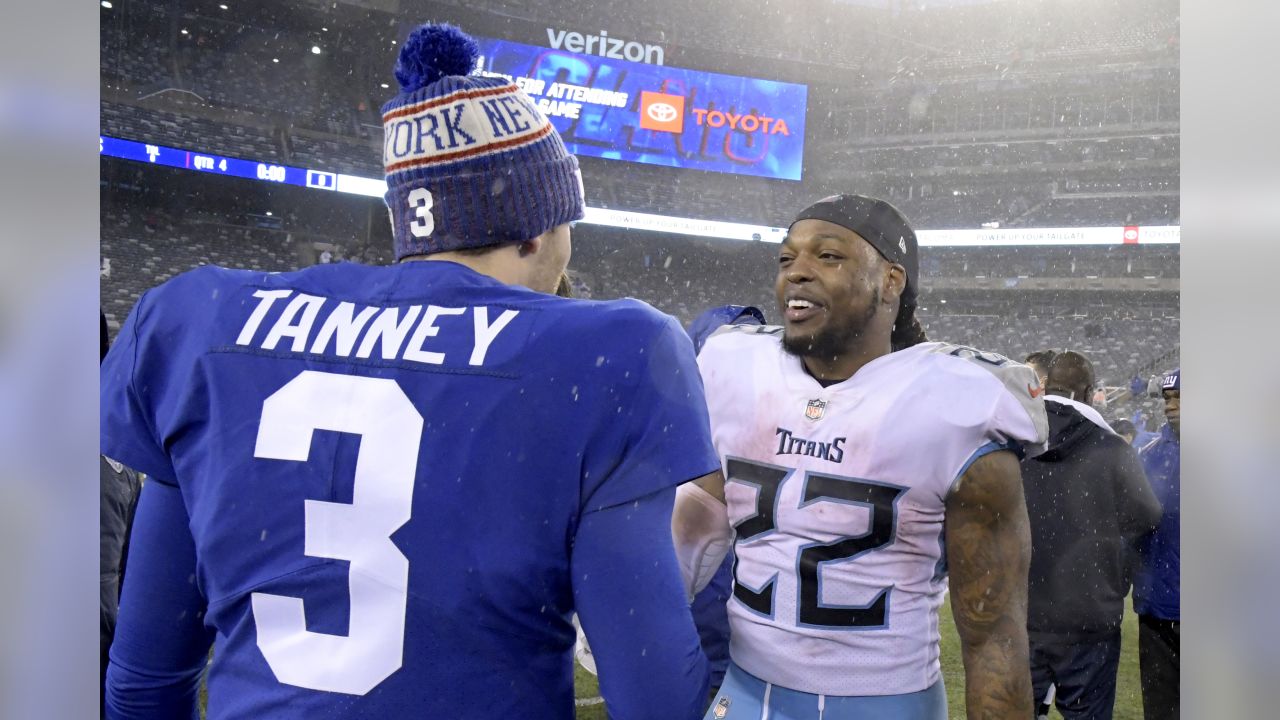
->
xmin=408 ymin=187 xmax=434 ymax=238
xmin=728 ymin=457 xmax=907 ymax=629
xmin=252 ymin=371 xmax=423 ymax=695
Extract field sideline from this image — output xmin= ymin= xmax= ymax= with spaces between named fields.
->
xmin=573 ymin=600 xmax=1144 ymax=719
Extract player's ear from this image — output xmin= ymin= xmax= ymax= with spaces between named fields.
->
xmin=882 ymin=262 xmax=907 ymax=305
xmin=517 ymin=235 xmax=541 ymax=258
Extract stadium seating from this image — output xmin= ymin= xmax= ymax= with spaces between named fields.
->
xmin=916 ymin=311 xmax=1179 ymax=389
xmin=288 ymin=133 xmax=383 ymax=177
xmin=100 ymin=2 xmax=173 ymax=90
xmin=101 ymin=101 xmax=283 ymax=161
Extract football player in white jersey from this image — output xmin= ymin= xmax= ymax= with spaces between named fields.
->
xmin=673 ymin=194 xmax=1049 ymax=719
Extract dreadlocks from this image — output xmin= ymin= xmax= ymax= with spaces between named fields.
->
xmin=891 ymin=299 xmax=929 ymax=352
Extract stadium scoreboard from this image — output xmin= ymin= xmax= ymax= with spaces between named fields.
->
xmin=472 ymin=36 xmax=809 ymax=181
xmin=101 ymin=136 xmax=332 ymax=190
xmin=99 ymin=137 xmax=381 ymax=195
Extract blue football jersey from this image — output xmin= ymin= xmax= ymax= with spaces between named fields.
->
xmin=101 ymin=260 xmax=718 ymax=718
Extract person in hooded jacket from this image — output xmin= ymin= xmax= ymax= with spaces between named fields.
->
xmin=1021 ymin=351 xmax=1163 ymax=719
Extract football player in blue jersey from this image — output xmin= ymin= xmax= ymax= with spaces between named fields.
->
xmin=101 ymin=23 xmax=718 ymax=720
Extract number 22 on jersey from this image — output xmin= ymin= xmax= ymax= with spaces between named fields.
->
xmin=252 ymin=371 xmax=423 ymax=695
xmin=728 ymin=457 xmax=908 ymax=629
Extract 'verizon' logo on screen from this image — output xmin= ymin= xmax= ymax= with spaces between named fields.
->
xmin=546 ymin=28 xmax=665 ymax=65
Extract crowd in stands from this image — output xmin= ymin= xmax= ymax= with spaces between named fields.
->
xmin=916 ymin=311 xmax=1177 ymax=393
xmin=288 ymin=133 xmax=382 ymax=177
xmin=101 ymin=199 xmax=1177 ymax=414
xmin=1023 ymin=196 xmax=1177 ymax=228
xmin=915 ymin=13 xmax=1177 ymax=76
xmin=101 ymin=101 xmax=282 ymax=161
xmin=100 ymin=206 xmax=391 ymax=330
xmin=180 ymin=23 xmax=362 ymax=134
xmin=835 ymin=136 xmax=1178 ymax=174
xmin=920 ymin=245 xmax=1179 ymax=279
xmin=579 ymin=159 xmax=803 ymax=227
xmin=102 ymin=1 xmax=378 ymax=135
xmin=821 ymin=64 xmax=1178 ymax=139
xmin=100 ymin=0 xmax=174 ymax=90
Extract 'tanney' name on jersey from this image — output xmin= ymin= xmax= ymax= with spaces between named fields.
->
xmin=697 ymin=326 xmax=1048 ymax=697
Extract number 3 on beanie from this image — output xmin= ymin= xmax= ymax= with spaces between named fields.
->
xmin=408 ymin=187 xmax=435 ymax=238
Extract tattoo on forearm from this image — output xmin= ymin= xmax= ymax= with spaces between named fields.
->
xmin=946 ymin=452 xmax=1033 ymax=719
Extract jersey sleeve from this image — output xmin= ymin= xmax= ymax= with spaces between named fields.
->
xmin=986 ymin=361 xmax=1050 ymax=459
xmin=571 ymin=486 xmax=710 ymax=719
xmin=581 ymin=313 xmax=720 ymax=513
xmin=105 ymin=479 xmax=215 ymax=719
xmin=101 ymin=291 xmax=178 ymax=484
xmin=923 ymin=343 xmax=1050 ymax=481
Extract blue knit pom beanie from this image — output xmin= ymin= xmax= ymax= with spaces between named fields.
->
xmin=382 ymin=23 xmax=585 ymax=260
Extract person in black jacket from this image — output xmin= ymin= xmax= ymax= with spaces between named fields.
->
xmin=101 ymin=313 xmax=142 ymax=709
xmin=1021 ymin=351 xmax=1162 ymax=719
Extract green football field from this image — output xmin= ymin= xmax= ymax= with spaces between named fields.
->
xmin=198 ymin=598 xmax=1143 ymax=719
xmin=573 ymin=600 xmax=1144 ymax=720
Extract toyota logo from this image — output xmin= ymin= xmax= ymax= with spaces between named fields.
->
xmin=646 ymin=102 xmax=678 ymax=123
xmin=1124 ymin=229 xmax=1138 ymax=241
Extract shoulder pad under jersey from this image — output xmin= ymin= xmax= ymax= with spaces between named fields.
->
xmin=918 ymin=342 xmax=1050 ymax=449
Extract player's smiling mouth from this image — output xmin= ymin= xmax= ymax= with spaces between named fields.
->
xmin=783 ymin=293 xmax=824 ymax=323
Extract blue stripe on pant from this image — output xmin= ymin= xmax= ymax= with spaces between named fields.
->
xmin=704 ymin=662 xmax=947 ymax=720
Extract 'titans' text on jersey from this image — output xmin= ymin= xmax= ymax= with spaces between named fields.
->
xmin=697 ymin=325 xmax=1048 ymax=698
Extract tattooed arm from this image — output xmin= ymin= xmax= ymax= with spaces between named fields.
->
xmin=945 ymin=450 xmax=1033 ymax=719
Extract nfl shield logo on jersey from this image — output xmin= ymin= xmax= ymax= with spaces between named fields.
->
xmin=713 ymin=696 xmax=731 ymax=719
xmin=805 ymin=398 xmax=826 ymax=421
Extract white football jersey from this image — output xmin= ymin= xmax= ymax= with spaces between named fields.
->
xmin=697 ymin=328 xmax=1048 ymax=697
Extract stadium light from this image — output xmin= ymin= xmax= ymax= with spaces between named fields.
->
xmin=272 ymin=58 xmax=279 ymax=63
xmin=380 ymin=83 xmax=389 ymax=88
xmin=101 ymin=1 xmax=112 ymax=8
xmin=265 ymin=211 xmax=272 ymax=216
xmin=181 ymin=29 xmax=189 ymax=35
xmin=311 ymin=45 xmax=322 ymax=55
xmin=322 ymin=27 xmax=329 ymax=32
xmin=219 ymin=3 xmax=228 ymax=8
